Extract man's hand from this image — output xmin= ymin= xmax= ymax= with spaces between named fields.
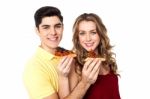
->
xmin=57 ymin=56 xmax=74 ymax=99
xmin=57 ymin=56 xmax=74 ymax=77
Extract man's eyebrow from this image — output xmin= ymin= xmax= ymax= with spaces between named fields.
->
xmin=55 ymin=23 xmax=63 ymax=26
xmin=41 ymin=25 xmax=50 ymax=27
xmin=40 ymin=22 xmax=63 ymax=28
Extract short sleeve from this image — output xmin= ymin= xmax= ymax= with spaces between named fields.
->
xmin=23 ymin=61 xmax=56 ymax=99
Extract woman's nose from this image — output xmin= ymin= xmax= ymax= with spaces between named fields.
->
xmin=86 ymin=34 xmax=91 ymax=41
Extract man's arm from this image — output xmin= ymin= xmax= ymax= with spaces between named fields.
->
xmin=57 ymin=56 xmax=74 ymax=99
xmin=63 ymin=79 xmax=90 ymax=99
xmin=43 ymin=93 xmax=59 ymax=99
xmin=43 ymin=79 xmax=89 ymax=99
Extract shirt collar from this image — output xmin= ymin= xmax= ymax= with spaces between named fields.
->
xmin=36 ymin=46 xmax=55 ymax=60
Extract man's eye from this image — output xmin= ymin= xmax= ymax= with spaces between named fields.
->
xmin=43 ymin=27 xmax=49 ymax=29
xmin=55 ymin=25 xmax=62 ymax=28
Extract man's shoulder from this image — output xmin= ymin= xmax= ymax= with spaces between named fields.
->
xmin=24 ymin=54 xmax=41 ymax=68
xmin=57 ymin=46 xmax=69 ymax=51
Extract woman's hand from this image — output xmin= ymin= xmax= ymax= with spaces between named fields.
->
xmin=81 ymin=58 xmax=102 ymax=85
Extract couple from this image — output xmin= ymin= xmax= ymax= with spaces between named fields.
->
xmin=23 ymin=6 xmax=121 ymax=99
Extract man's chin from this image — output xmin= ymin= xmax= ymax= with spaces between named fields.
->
xmin=49 ymin=42 xmax=60 ymax=48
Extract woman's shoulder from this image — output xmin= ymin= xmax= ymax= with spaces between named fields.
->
xmin=99 ymin=72 xmax=119 ymax=81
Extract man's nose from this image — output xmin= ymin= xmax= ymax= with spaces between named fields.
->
xmin=49 ymin=27 xmax=56 ymax=35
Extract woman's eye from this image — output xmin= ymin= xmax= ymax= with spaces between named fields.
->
xmin=91 ymin=32 xmax=97 ymax=35
xmin=79 ymin=32 xmax=85 ymax=35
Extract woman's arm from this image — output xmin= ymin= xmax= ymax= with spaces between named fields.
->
xmin=63 ymin=58 xmax=101 ymax=99
xmin=111 ymin=75 xmax=121 ymax=99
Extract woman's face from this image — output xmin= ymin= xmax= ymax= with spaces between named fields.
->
xmin=78 ymin=21 xmax=100 ymax=52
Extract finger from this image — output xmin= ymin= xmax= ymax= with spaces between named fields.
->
xmin=90 ymin=60 xmax=101 ymax=77
xmin=83 ymin=58 xmax=94 ymax=70
xmin=84 ymin=57 xmax=91 ymax=62
xmin=85 ymin=57 xmax=105 ymax=62
xmin=86 ymin=58 xmax=99 ymax=73
xmin=98 ymin=58 xmax=105 ymax=61
xmin=63 ymin=57 xmax=73 ymax=71
xmin=91 ymin=67 xmax=100 ymax=84
xmin=58 ymin=56 xmax=68 ymax=70
xmin=58 ymin=56 xmax=68 ymax=66
xmin=61 ymin=57 xmax=74 ymax=77
xmin=62 ymin=56 xmax=73 ymax=69
xmin=58 ymin=56 xmax=70 ymax=71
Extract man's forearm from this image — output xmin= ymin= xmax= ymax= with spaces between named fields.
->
xmin=58 ymin=77 xmax=70 ymax=99
xmin=64 ymin=80 xmax=90 ymax=99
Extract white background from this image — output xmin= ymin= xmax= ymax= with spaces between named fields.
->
xmin=0 ymin=0 xmax=150 ymax=99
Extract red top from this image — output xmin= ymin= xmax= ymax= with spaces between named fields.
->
xmin=83 ymin=73 xmax=121 ymax=99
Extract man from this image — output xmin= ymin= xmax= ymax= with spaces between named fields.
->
xmin=23 ymin=6 xmax=98 ymax=99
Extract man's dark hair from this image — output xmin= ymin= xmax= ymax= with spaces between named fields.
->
xmin=34 ymin=6 xmax=63 ymax=28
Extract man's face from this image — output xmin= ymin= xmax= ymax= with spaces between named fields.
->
xmin=36 ymin=16 xmax=63 ymax=53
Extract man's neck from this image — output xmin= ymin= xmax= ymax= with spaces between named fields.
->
xmin=39 ymin=45 xmax=57 ymax=55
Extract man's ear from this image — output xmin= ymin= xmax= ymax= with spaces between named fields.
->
xmin=62 ymin=24 xmax=64 ymax=31
xmin=35 ymin=27 xmax=40 ymax=36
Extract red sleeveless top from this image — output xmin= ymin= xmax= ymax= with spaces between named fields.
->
xmin=83 ymin=73 xmax=121 ymax=99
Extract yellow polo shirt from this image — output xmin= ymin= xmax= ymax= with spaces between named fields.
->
xmin=23 ymin=47 xmax=60 ymax=99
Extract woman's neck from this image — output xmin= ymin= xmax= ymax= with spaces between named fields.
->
xmin=99 ymin=66 xmax=110 ymax=75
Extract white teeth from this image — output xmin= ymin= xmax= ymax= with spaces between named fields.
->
xmin=85 ymin=43 xmax=93 ymax=47
xmin=49 ymin=37 xmax=57 ymax=41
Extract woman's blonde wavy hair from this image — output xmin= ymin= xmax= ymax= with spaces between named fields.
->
xmin=72 ymin=13 xmax=118 ymax=75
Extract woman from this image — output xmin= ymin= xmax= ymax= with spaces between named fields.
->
xmin=58 ymin=13 xmax=121 ymax=99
